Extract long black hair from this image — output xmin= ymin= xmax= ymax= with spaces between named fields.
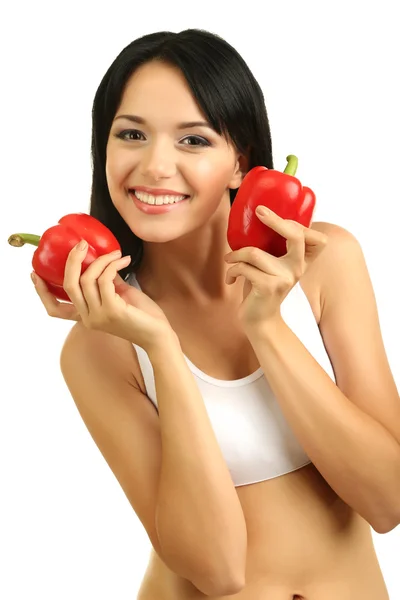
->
xmin=90 ymin=28 xmax=274 ymax=279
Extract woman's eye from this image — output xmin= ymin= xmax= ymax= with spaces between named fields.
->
xmin=113 ymin=130 xmax=210 ymax=147
xmin=181 ymin=135 xmax=210 ymax=147
xmin=115 ymin=129 xmax=145 ymax=141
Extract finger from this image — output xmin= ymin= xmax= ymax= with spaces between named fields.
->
xmin=225 ymin=246 xmax=281 ymax=276
xmin=287 ymin=220 xmax=328 ymax=258
xmin=225 ymin=261 xmax=268 ymax=288
xmin=32 ymin=274 xmax=81 ymax=321
xmin=66 ymin=244 xmax=123 ymax=315
xmin=304 ymin=229 xmax=329 ymax=261
xmin=79 ymin=249 xmax=123 ymax=312
xmin=255 ymin=206 xmax=305 ymax=236
xmin=113 ymin=272 xmax=131 ymax=294
xmin=97 ymin=255 xmax=132 ymax=309
xmin=303 ymin=227 xmax=328 ymax=247
xmin=226 ymin=261 xmax=298 ymax=296
xmin=63 ymin=240 xmax=91 ymax=318
xmin=257 ymin=208 xmax=305 ymax=255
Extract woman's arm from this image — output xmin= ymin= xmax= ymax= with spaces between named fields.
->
xmin=148 ymin=339 xmax=247 ymax=595
xmin=245 ymin=223 xmax=400 ymax=534
xmin=60 ymin=324 xmax=247 ymax=597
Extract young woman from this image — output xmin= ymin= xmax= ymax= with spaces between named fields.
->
xmin=31 ymin=29 xmax=399 ymax=600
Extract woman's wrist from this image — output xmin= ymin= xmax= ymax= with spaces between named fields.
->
xmin=145 ymin=328 xmax=182 ymax=362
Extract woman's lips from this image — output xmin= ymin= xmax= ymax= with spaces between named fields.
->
xmin=129 ymin=191 xmax=190 ymax=214
xmin=131 ymin=186 xmax=189 ymax=196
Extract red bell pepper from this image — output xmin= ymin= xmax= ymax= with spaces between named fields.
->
xmin=8 ymin=213 xmax=121 ymax=302
xmin=227 ymin=155 xmax=316 ymax=257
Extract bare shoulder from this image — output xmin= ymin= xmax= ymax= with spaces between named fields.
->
xmin=310 ymin=220 xmax=356 ymax=243
xmin=301 ymin=221 xmax=357 ymax=317
xmin=307 ymin=220 xmax=363 ymax=307
xmin=309 ymin=220 xmax=357 ymax=259
xmin=60 ymin=322 xmax=144 ymax=391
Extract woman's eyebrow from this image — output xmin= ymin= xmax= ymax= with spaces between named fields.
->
xmin=113 ymin=114 xmax=212 ymax=130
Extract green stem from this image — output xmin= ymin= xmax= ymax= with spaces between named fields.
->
xmin=283 ymin=154 xmax=298 ymax=176
xmin=8 ymin=233 xmax=41 ymax=248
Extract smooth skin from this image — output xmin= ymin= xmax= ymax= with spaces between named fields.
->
xmin=31 ymin=61 xmax=399 ymax=599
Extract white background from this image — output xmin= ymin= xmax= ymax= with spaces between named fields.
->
xmin=1 ymin=1 xmax=399 ymax=598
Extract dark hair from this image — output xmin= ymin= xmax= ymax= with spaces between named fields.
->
xmin=89 ymin=28 xmax=274 ymax=279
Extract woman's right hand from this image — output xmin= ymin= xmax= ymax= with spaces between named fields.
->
xmin=31 ymin=240 xmax=177 ymax=352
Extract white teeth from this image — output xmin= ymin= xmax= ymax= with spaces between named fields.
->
xmin=133 ymin=191 xmax=187 ymax=205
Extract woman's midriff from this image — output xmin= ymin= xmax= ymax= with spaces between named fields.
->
xmin=137 ymin=463 xmax=389 ymax=600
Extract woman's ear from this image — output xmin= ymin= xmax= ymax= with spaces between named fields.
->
xmin=229 ymin=152 xmax=249 ymax=189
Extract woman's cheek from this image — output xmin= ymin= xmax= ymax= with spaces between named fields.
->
xmin=106 ymin=144 xmax=133 ymax=183
xmin=195 ymin=155 xmax=234 ymax=189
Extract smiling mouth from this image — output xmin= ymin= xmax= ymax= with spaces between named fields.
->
xmin=129 ymin=189 xmax=190 ymax=205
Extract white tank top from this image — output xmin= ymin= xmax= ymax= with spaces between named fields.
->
xmin=126 ymin=272 xmax=336 ymax=487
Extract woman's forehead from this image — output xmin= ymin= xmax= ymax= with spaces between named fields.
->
xmin=122 ymin=62 xmax=192 ymax=103
xmin=117 ymin=64 xmax=208 ymax=128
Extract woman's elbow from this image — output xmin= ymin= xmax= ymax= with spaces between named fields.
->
xmin=371 ymin=515 xmax=400 ymax=534
xmin=369 ymin=504 xmax=400 ymax=534
xmin=193 ymin=569 xmax=246 ymax=597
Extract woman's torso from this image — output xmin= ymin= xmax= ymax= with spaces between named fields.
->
xmin=130 ymin=270 xmax=389 ymax=600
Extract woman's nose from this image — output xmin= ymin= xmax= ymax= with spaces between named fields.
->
xmin=139 ymin=142 xmax=177 ymax=180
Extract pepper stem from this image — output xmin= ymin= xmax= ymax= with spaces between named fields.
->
xmin=8 ymin=233 xmax=41 ymax=248
xmin=283 ymin=155 xmax=298 ymax=176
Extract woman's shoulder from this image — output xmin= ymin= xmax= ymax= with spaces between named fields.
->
xmin=310 ymin=220 xmax=355 ymax=240
xmin=300 ymin=221 xmax=359 ymax=324
xmin=307 ymin=220 xmax=363 ymax=294
xmin=60 ymin=322 xmax=141 ymax=389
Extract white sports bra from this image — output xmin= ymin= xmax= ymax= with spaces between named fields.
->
xmin=126 ymin=272 xmax=336 ymax=487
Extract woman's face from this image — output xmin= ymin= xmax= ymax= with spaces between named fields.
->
xmin=106 ymin=61 xmax=245 ymax=243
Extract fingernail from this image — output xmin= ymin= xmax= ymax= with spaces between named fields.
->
xmin=256 ymin=205 xmax=269 ymax=215
xmin=77 ymin=239 xmax=87 ymax=250
xmin=31 ymin=272 xmax=37 ymax=285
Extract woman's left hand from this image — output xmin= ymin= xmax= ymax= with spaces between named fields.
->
xmin=224 ymin=205 xmax=328 ymax=331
